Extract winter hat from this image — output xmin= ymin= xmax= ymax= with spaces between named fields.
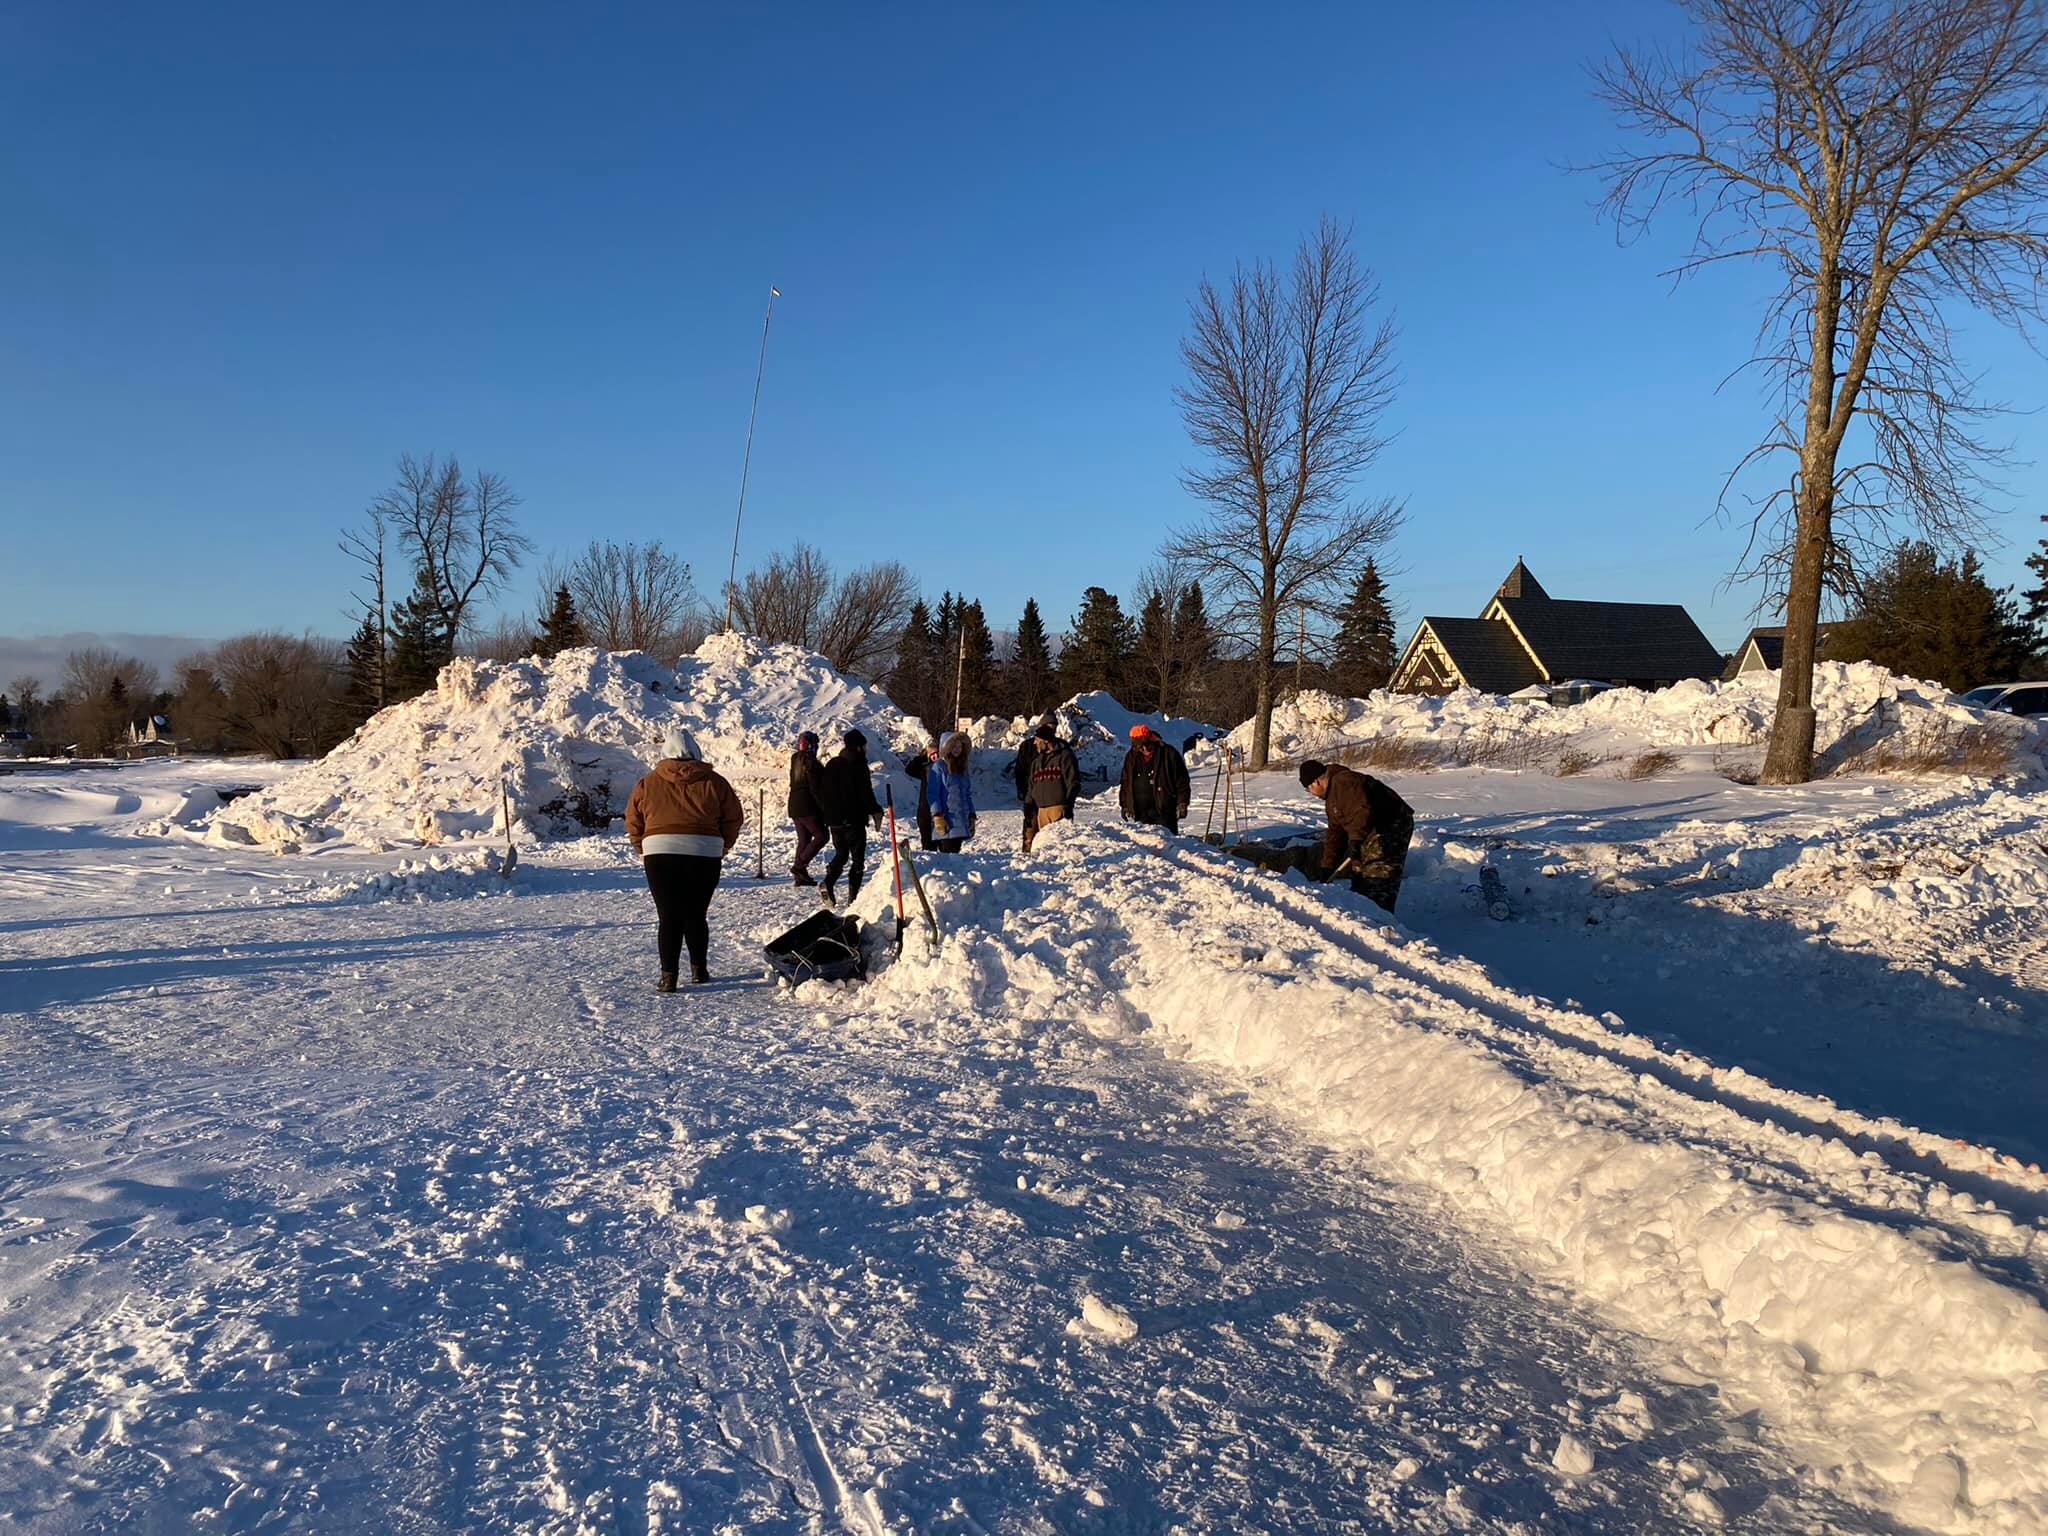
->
xmin=843 ymin=729 xmax=867 ymax=749
xmin=1298 ymin=759 xmax=1328 ymax=788
xmin=1035 ymin=721 xmax=1058 ymax=741
xmin=1128 ymin=723 xmax=1156 ymax=741
xmin=796 ymin=730 xmax=818 ymax=752
xmin=664 ymin=727 xmax=702 ymax=762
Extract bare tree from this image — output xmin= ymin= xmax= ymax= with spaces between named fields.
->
xmin=817 ymin=561 xmax=917 ymax=680
xmin=338 ymin=506 xmax=390 ymax=710
xmin=727 ymin=544 xmax=834 ymax=646
xmin=192 ymin=633 xmax=347 ymax=759
xmin=6 ymin=675 xmax=40 ymax=733
xmin=375 ymin=453 xmax=534 ymax=644
xmin=57 ymin=647 xmax=160 ymax=754
xmin=568 ymin=539 xmax=701 ymax=653
xmin=1595 ymin=0 xmax=2048 ymax=783
xmin=1168 ymin=219 xmax=1404 ymax=767
xmin=465 ymin=615 xmax=538 ymax=663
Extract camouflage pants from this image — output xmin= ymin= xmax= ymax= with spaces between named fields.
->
xmin=1344 ymin=811 xmax=1414 ymax=915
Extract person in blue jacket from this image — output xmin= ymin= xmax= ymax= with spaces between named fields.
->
xmin=926 ymin=732 xmax=977 ymax=852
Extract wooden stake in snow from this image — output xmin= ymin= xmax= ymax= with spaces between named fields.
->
xmin=500 ymin=780 xmax=518 ymax=878
xmin=756 ymin=786 xmax=765 ymax=879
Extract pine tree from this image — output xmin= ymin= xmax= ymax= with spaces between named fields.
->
xmin=2022 ymin=513 xmax=2048 ymax=634
xmin=1332 ymin=560 xmax=1397 ymax=697
xmin=1834 ymin=542 xmax=2035 ymax=691
xmin=1132 ymin=590 xmax=1173 ymax=714
xmin=533 ymin=583 xmax=586 ymax=658
xmin=952 ymin=600 xmax=996 ymax=721
xmin=388 ymin=565 xmax=454 ymax=702
xmin=1173 ymin=582 xmax=1217 ymax=718
xmin=343 ymin=613 xmax=387 ymax=727
xmin=1060 ymin=587 xmax=1135 ymax=698
xmin=1006 ymin=598 xmax=1054 ymax=718
xmin=892 ymin=600 xmax=936 ymax=728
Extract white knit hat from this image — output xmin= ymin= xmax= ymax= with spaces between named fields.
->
xmin=662 ymin=727 xmax=700 ymax=761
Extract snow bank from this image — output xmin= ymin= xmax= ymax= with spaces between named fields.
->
xmin=849 ymin=824 xmax=2048 ymax=1533
xmin=960 ymin=691 xmax=1220 ymax=788
xmin=196 ymin=636 xmax=929 ymax=850
xmin=1232 ymin=664 xmax=2045 ymax=774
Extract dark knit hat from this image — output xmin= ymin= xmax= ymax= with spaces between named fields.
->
xmin=1035 ymin=722 xmax=1058 ymax=741
xmin=843 ymin=729 xmax=867 ymax=748
xmin=1298 ymin=759 xmax=1328 ymax=788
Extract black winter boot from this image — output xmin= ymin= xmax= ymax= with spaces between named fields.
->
xmin=657 ymin=971 xmax=678 ymax=994
xmin=691 ymin=963 xmax=711 ymax=985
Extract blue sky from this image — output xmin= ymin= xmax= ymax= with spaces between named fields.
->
xmin=3 ymin=0 xmax=2042 ymax=675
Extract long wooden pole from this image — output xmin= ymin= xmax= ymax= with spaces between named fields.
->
xmin=755 ymin=786 xmax=765 ymax=878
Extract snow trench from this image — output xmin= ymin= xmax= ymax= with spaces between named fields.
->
xmin=848 ymin=821 xmax=2048 ymax=1535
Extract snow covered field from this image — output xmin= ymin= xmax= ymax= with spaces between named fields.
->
xmin=3 ymin=750 xmax=2045 ymax=1532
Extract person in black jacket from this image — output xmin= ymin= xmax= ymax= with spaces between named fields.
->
xmin=905 ymin=739 xmax=940 ymax=851
xmin=1011 ymin=715 xmax=1051 ymax=850
xmin=1119 ymin=724 xmax=1191 ymax=833
xmin=1020 ymin=722 xmax=1079 ymax=851
xmin=787 ymin=730 xmax=826 ymax=886
xmin=1299 ymin=758 xmax=1415 ymax=914
xmin=817 ymin=729 xmax=884 ymax=904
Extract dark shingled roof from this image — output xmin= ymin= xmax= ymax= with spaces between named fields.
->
xmin=1496 ymin=597 xmax=1723 ymax=684
xmin=1423 ymin=618 xmax=1546 ymax=694
xmin=1727 ymin=623 xmax=1849 ymax=675
xmin=1492 ymin=559 xmax=1549 ymax=604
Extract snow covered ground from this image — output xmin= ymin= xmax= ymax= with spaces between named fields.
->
xmin=3 ymin=752 xmax=2044 ymax=1532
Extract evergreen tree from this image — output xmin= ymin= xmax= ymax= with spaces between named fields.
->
xmin=1173 ymin=582 xmax=1217 ymax=718
xmin=1006 ymin=598 xmax=1054 ymax=718
xmin=342 ymin=613 xmax=387 ymax=727
xmin=1834 ymin=541 xmax=2035 ymax=691
xmin=1132 ymin=590 xmax=1174 ymax=714
xmin=891 ymin=600 xmax=937 ymax=728
xmin=2022 ymin=512 xmax=2048 ymax=634
xmin=1059 ymin=587 xmax=1135 ymax=698
xmin=1332 ymin=559 xmax=1397 ymax=697
xmin=533 ymin=583 xmax=586 ymax=658
xmin=953 ymin=600 xmax=996 ymax=720
xmin=387 ymin=565 xmax=454 ymax=701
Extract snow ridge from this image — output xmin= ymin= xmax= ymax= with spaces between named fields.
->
xmin=851 ymin=823 xmax=2048 ymax=1534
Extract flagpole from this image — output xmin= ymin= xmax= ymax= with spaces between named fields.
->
xmin=724 ymin=285 xmax=780 ymax=632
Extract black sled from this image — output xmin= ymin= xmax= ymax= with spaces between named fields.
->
xmin=763 ymin=909 xmax=868 ymax=985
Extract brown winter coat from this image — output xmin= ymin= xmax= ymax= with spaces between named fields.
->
xmin=625 ymin=759 xmax=746 ymax=854
xmin=1320 ymin=763 xmax=1412 ymax=869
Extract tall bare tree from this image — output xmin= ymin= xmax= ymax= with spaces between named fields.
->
xmin=192 ymin=633 xmax=348 ymax=759
xmin=727 ymin=544 xmax=834 ymax=646
xmin=1168 ymin=218 xmax=1404 ymax=767
xmin=1595 ymin=0 xmax=2048 ymax=782
xmin=374 ymin=453 xmax=533 ymax=645
xmin=1132 ymin=555 xmax=1193 ymax=717
xmin=817 ymin=560 xmax=917 ymax=680
xmin=568 ymin=539 xmax=702 ymax=653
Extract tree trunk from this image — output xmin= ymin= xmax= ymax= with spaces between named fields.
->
xmin=1251 ymin=590 xmax=1278 ymax=769
xmin=1760 ymin=504 xmax=1828 ymax=782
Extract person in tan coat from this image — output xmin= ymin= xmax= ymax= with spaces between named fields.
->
xmin=625 ymin=727 xmax=745 ymax=991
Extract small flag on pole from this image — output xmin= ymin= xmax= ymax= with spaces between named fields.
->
xmin=770 ymin=286 xmax=781 ymax=296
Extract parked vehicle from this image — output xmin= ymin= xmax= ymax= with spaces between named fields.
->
xmin=1960 ymin=682 xmax=2048 ymax=716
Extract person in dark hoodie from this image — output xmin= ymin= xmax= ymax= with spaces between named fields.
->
xmin=1020 ymin=720 xmax=1079 ymax=851
xmin=1119 ymin=724 xmax=1191 ymax=833
xmin=1010 ymin=715 xmax=1051 ymax=849
xmin=905 ymin=738 xmax=941 ymax=850
xmin=787 ymin=730 xmax=826 ymax=887
xmin=1298 ymin=758 xmax=1415 ymax=914
xmin=625 ymin=727 xmax=746 ymax=991
xmin=816 ymin=728 xmax=884 ymax=905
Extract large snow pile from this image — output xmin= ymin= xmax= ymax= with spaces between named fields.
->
xmin=845 ymin=823 xmax=2048 ymax=1534
xmin=1231 ymin=663 xmax=2045 ymax=772
xmin=197 ymin=635 xmax=928 ymax=851
xmin=959 ymin=691 xmax=1221 ymax=788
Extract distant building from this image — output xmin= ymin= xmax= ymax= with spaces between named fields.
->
xmin=112 ymin=715 xmax=181 ymax=759
xmin=1392 ymin=560 xmax=1723 ymax=696
xmin=1721 ymin=623 xmax=1849 ymax=680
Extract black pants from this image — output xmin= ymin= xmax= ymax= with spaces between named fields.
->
xmin=644 ymin=853 xmax=721 ymax=975
xmin=1131 ymin=810 xmax=1179 ymax=835
xmin=824 ymin=824 xmax=867 ymax=898
xmin=791 ymin=816 xmax=828 ymax=875
xmin=934 ymin=837 xmax=964 ymax=853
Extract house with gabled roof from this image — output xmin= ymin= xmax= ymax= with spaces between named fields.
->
xmin=1391 ymin=559 xmax=1724 ymax=696
xmin=1721 ymin=623 xmax=1849 ymax=680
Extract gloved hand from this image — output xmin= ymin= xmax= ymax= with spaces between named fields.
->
xmin=932 ymin=813 xmax=950 ymax=837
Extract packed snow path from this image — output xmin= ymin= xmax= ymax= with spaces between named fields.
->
xmin=5 ymin=814 xmax=1855 ymax=1532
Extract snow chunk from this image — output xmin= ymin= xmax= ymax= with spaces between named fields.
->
xmin=1551 ymin=1434 xmax=1595 ymax=1477
xmin=1068 ymin=1294 xmax=1139 ymax=1343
